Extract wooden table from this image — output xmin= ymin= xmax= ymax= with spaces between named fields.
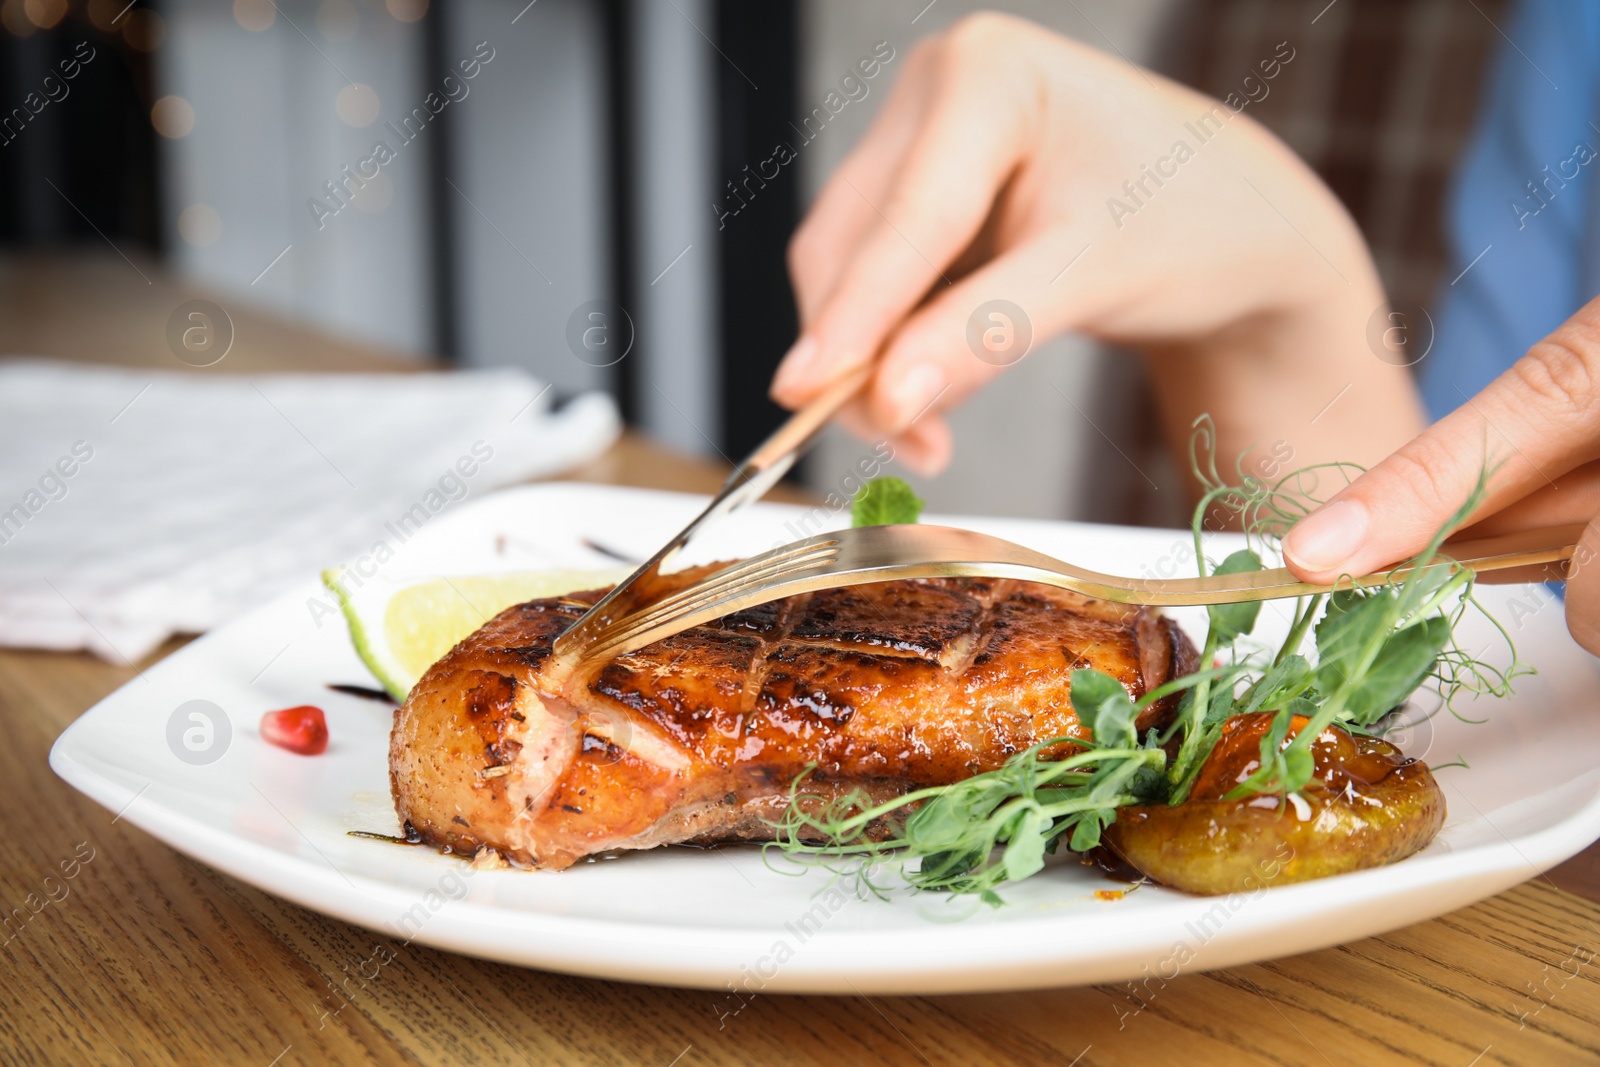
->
xmin=3 ymin=254 xmax=1599 ymax=1066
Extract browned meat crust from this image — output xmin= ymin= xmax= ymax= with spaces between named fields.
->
xmin=390 ymin=569 xmax=1197 ymax=869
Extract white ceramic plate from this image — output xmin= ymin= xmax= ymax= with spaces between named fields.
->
xmin=50 ymin=484 xmax=1600 ymax=994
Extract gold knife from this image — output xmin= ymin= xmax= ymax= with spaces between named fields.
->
xmin=553 ymin=363 xmax=874 ymax=661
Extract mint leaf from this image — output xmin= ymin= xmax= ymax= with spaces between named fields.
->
xmin=1206 ymin=549 xmax=1264 ymax=643
xmin=851 ymin=476 xmax=925 ymax=527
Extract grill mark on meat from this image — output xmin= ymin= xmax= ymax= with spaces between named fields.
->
xmin=737 ymin=591 xmax=807 ymax=714
xmin=786 ymin=583 xmax=982 ymax=659
xmin=769 ymin=636 xmax=932 ymax=660
xmin=503 ymin=645 xmax=554 ymax=670
xmin=945 ymin=578 xmax=1010 ymax=676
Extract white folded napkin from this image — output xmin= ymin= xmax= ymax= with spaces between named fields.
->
xmin=0 ymin=358 xmax=620 ymax=662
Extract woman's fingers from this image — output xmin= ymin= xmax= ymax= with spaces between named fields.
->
xmin=1462 ymin=461 xmax=1600 ymax=588
xmin=771 ymin=18 xmax=1035 ymax=409
xmin=1566 ymin=518 xmax=1600 ymax=655
xmin=831 ymin=399 xmax=953 ymax=477
xmin=1284 ymin=295 xmax=1600 ymax=583
xmin=794 ymin=230 xmax=1099 ymax=448
xmin=862 ymin=234 xmax=1085 ymax=436
xmin=785 ymin=41 xmax=937 ymax=328
xmin=1452 ymin=460 xmax=1600 ymax=537
xmin=887 ymin=415 xmax=953 ymax=476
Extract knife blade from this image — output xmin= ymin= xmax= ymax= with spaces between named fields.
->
xmin=553 ymin=362 xmax=874 ymax=661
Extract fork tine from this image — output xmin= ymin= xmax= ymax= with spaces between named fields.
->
xmin=606 ymin=542 xmax=840 ymax=631
xmin=585 ymin=539 xmax=841 ymax=652
xmin=584 ymin=558 xmax=886 ymax=662
xmin=590 ymin=543 xmax=835 ymax=637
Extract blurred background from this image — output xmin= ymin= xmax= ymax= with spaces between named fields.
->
xmin=0 ymin=0 xmax=1507 ymax=524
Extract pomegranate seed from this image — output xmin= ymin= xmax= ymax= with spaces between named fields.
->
xmin=260 ymin=705 xmax=329 ymax=755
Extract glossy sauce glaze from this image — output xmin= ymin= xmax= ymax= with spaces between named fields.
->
xmin=1105 ymin=711 xmax=1446 ymax=895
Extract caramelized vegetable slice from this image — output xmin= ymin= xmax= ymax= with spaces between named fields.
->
xmin=1103 ymin=712 xmax=1445 ymax=895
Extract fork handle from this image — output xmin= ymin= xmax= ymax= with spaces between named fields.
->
xmin=1128 ymin=522 xmax=1586 ymax=605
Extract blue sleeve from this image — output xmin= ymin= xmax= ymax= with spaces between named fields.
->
xmin=1419 ymin=0 xmax=1600 ymax=420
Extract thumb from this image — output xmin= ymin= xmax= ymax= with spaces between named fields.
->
xmin=1566 ymin=517 xmax=1600 ymax=655
xmin=1284 ymin=295 xmax=1600 ymax=583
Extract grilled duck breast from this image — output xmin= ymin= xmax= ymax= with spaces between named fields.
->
xmin=391 ymin=571 xmax=1196 ymax=869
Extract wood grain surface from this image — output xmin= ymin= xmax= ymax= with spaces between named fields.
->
xmin=3 ymin=254 xmax=1598 ymax=1066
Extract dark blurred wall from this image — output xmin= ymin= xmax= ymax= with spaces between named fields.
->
xmin=713 ymin=0 xmax=802 ymax=462
xmin=0 ymin=12 xmax=160 ymax=253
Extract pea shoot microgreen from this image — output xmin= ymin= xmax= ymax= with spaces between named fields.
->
xmin=769 ymin=417 xmax=1528 ymax=902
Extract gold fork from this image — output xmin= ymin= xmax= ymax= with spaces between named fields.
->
xmin=553 ymin=364 xmax=874 ymax=662
xmin=576 ymin=521 xmax=1584 ymax=662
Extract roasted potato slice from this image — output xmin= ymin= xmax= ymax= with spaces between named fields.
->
xmin=1104 ymin=712 xmax=1445 ymax=895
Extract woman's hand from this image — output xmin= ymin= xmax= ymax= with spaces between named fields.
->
xmin=771 ymin=13 xmax=1425 ymax=477
xmin=1284 ymin=295 xmax=1600 ymax=655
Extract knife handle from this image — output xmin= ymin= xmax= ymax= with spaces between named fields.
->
xmin=745 ymin=362 xmax=875 ymax=473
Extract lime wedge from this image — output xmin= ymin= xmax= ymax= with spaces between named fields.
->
xmin=322 ymin=567 xmax=629 ymax=701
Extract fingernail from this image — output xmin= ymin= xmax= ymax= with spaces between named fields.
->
xmin=1284 ymin=499 xmax=1370 ymax=573
xmin=889 ymin=363 xmax=947 ymax=429
xmin=771 ymin=335 xmax=817 ymax=397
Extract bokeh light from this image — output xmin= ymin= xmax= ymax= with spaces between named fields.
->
xmin=385 ymin=0 xmax=427 ymax=24
xmin=151 ymin=96 xmax=196 ymax=139
xmin=84 ymin=0 xmax=126 ymax=30
xmin=123 ymin=8 xmax=165 ymax=51
xmin=335 ymin=83 xmax=380 ymax=128
xmin=233 ymin=0 xmax=275 ymax=32
xmin=23 ymin=0 xmax=66 ymax=30
xmin=0 ymin=0 xmax=36 ymax=37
